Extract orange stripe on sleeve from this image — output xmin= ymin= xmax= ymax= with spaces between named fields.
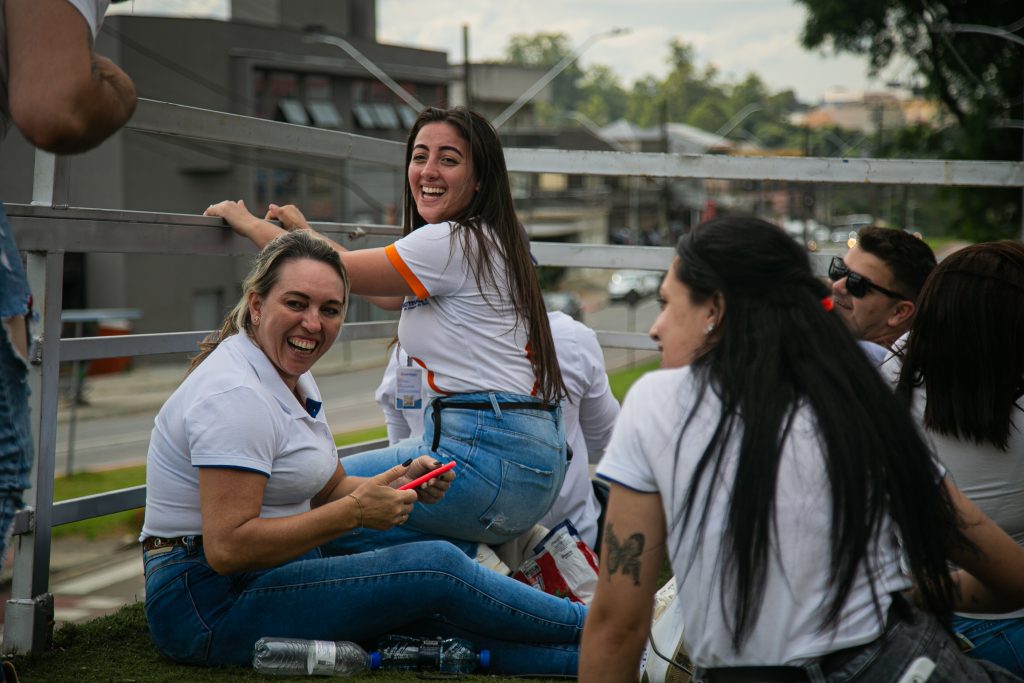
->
xmin=384 ymin=244 xmax=429 ymax=300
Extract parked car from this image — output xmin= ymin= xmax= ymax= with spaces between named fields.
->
xmin=543 ymin=291 xmax=584 ymax=321
xmin=607 ymin=269 xmax=662 ymax=304
xmin=609 ymin=227 xmax=640 ymax=246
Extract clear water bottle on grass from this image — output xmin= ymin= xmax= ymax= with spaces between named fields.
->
xmin=253 ymin=637 xmax=380 ymax=676
xmin=372 ymin=635 xmax=489 ymax=673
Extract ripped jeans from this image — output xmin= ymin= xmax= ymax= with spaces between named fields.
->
xmin=327 ymin=392 xmax=567 ymax=556
xmin=0 ymin=203 xmax=33 ymax=570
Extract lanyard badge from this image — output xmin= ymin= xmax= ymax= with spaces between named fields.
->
xmin=395 ymin=361 xmax=423 ymax=410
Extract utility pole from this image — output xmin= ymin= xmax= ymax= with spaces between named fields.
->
xmin=660 ymin=96 xmax=670 ymax=238
xmin=462 ymin=24 xmax=472 ymax=110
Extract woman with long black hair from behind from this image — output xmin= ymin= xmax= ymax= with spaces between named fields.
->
xmin=580 ymin=216 xmax=1024 ymax=682
xmin=204 ymin=107 xmax=568 ymax=559
xmin=893 ymin=241 xmax=1024 ymax=676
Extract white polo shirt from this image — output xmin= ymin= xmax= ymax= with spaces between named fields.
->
xmin=597 ymin=367 xmax=910 ymax=667
xmin=384 ymin=221 xmax=536 ymax=396
xmin=141 ymin=333 xmax=337 ymax=540
xmin=375 ymin=312 xmax=619 ymax=547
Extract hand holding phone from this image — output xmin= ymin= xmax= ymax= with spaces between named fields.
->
xmin=398 ymin=461 xmax=456 ymax=491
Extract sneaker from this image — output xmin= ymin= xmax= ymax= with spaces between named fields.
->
xmin=652 ymin=577 xmax=677 ymax=622
xmin=473 ymin=543 xmax=511 ymax=576
xmin=642 ymin=579 xmax=693 ymax=682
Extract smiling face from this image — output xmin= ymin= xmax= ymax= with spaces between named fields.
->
xmin=649 ymin=259 xmax=718 ymax=368
xmin=248 ymin=258 xmax=346 ymax=390
xmin=407 ymin=122 xmax=478 ymax=225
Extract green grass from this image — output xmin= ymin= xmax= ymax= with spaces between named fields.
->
xmin=608 ymin=359 xmax=660 ymax=402
xmin=52 ymin=465 xmax=146 ymax=539
xmin=10 ymin=603 xmax=558 ymax=683
xmin=334 ymin=425 xmax=388 ymax=446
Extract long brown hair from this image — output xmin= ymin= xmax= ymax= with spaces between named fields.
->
xmin=188 ymin=231 xmax=350 ymax=372
xmin=401 ymin=107 xmax=565 ymax=402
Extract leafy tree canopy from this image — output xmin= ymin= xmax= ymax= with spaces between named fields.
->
xmin=794 ymin=0 xmax=1023 ymax=238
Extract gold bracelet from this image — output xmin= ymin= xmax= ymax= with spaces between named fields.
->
xmin=346 ymin=493 xmax=364 ymax=534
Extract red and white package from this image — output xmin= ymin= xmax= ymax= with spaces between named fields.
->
xmin=512 ymin=521 xmax=599 ymax=604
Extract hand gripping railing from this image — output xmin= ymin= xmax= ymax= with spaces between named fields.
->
xmin=3 ymin=97 xmax=1023 ymax=655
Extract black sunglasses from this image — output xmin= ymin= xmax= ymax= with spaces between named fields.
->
xmin=828 ymin=256 xmax=910 ymax=300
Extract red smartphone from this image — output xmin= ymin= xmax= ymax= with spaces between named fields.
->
xmin=398 ymin=461 xmax=456 ymax=491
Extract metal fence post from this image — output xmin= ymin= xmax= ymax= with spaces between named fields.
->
xmin=3 ymin=150 xmax=68 ymax=654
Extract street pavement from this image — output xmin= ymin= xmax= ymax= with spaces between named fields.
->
xmin=9 ymin=285 xmax=661 ymax=632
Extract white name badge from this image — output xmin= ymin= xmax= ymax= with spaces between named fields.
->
xmin=395 ymin=366 xmax=423 ymax=410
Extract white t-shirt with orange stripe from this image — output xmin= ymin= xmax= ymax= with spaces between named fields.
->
xmin=384 ymin=221 xmax=536 ymax=397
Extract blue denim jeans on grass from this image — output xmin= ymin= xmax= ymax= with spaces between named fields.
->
xmin=143 ymin=538 xmax=584 ymax=675
xmin=328 ymin=392 xmax=567 ymax=555
xmin=953 ymin=614 xmax=1024 ymax=677
xmin=0 ymin=203 xmax=33 ymax=570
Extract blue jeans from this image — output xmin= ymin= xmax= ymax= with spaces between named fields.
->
xmin=696 ymin=598 xmax=1020 ymax=682
xmin=143 ymin=538 xmax=584 ymax=675
xmin=953 ymin=614 xmax=1024 ymax=677
xmin=0 ymin=204 xmax=31 ymax=320
xmin=330 ymin=392 xmax=567 ymax=554
xmin=0 ymin=203 xmax=32 ymax=570
xmin=816 ymin=600 xmax=1018 ymax=682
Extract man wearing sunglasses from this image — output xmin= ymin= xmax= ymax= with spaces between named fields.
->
xmin=829 ymin=227 xmax=936 ymax=359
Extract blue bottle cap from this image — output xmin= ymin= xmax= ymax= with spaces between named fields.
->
xmin=479 ymin=649 xmax=490 ymax=670
xmin=369 ymin=651 xmax=381 ymax=670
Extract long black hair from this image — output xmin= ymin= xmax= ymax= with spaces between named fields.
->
xmin=897 ymin=240 xmax=1024 ymax=450
xmin=672 ymin=216 xmax=969 ymax=649
xmin=401 ymin=106 xmax=564 ymax=402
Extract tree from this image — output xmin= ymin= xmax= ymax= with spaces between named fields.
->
xmin=503 ymin=32 xmax=584 ymax=122
xmin=794 ymin=0 xmax=1023 ymax=238
xmin=575 ymin=65 xmax=629 ymax=125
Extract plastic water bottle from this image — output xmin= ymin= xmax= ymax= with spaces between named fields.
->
xmin=252 ymin=637 xmax=380 ymax=676
xmin=372 ymin=635 xmax=489 ymax=673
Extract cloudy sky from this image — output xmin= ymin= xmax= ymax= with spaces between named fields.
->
xmin=108 ymin=0 xmax=908 ymax=103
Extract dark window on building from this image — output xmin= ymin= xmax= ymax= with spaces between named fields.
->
xmin=308 ymin=101 xmax=342 ymax=128
xmin=278 ymin=98 xmax=310 ymax=126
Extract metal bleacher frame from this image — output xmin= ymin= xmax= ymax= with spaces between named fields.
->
xmin=3 ymin=97 xmax=1022 ymax=653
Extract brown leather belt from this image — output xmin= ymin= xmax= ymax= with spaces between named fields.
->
xmin=142 ymin=536 xmax=201 ymax=552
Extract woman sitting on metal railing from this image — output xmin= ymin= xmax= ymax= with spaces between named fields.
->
xmin=205 ymin=106 xmax=570 ymax=561
xmin=140 ymin=230 xmax=585 ymax=673
xmin=579 ymin=216 xmax=1024 ymax=682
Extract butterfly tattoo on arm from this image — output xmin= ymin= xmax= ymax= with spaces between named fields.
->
xmin=604 ymin=523 xmax=645 ymax=586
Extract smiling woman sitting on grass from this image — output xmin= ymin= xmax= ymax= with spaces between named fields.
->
xmin=139 ymin=231 xmax=586 ymax=675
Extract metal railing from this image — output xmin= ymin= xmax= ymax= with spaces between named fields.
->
xmin=4 ymin=97 xmax=1022 ymax=654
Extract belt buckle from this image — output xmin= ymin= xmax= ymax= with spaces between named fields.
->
xmin=144 ymin=537 xmax=176 ymax=556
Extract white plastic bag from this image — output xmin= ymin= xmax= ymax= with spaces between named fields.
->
xmin=511 ymin=520 xmax=599 ymax=604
